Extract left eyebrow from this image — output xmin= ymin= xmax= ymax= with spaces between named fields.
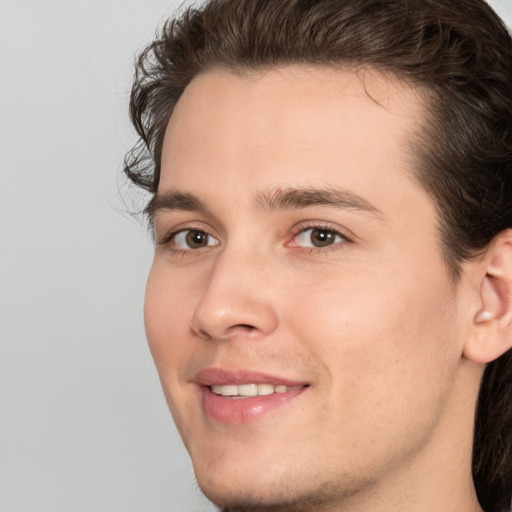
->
xmin=146 ymin=191 xmax=210 ymax=221
xmin=255 ymin=186 xmax=384 ymax=219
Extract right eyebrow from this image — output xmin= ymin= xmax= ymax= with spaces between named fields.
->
xmin=146 ymin=191 xmax=209 ymax=221
xmin=255 ymin=186 xmax=382 ymax=218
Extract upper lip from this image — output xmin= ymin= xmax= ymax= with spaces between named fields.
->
xmin=194 ymin=368 xmax=309 ymax=387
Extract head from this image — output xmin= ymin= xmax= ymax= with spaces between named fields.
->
xmin=125 ymin=1 xmax=512 ymax=511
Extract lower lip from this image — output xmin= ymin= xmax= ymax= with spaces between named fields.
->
xmin=200 ymin=386 xmax=307 ymax=424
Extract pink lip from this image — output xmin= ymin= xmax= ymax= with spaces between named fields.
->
xmin=195 ymin=368 xmax=307 ymax=387
xmin=194 ymin=368 xmax=309 ymax=424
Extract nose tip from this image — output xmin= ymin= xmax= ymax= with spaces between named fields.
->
xmin=190 ymin=292 xmax=278 ymax=342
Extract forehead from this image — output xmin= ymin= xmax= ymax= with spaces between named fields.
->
xmin=166 ymin=65 xmax=425 ymax=133
xmin=159 ymin=65 xmax=429 ymax=216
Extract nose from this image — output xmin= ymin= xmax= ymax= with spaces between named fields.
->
xmin=190 ymin=250 xmax=279 ymax=341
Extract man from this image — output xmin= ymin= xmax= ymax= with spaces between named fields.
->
xmin=124 ymin=0 xmax=512 ymax=510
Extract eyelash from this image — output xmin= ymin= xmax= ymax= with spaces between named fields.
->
xmin=157 ymin=225 xmax=216 ymax=253
xmin=288 ymin=222 xmax=353 ymax=253
xmin=158 ymin=222 xmax=353 ymax=255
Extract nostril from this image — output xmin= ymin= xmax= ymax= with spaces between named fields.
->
xmin=197 ymin=328 xmax=212 ymax=340
xmin=228 ymin=324 xmax=258 ymax=334
xmin=192 ymin=324 xmax=257 ymax=341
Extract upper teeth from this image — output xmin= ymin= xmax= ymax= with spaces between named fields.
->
xmin=211 ymin=383 xmax=289 ymax=397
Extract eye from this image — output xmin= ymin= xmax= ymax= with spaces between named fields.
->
xmin=292 ymin=227 xmax=346 ymax=248
xmin=172 ymin=229 xmax=219 ymax=250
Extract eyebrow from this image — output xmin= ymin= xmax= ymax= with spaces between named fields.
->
xmin=255 ymin=187 xmax=382 ymax=217
xmin=147 ymin=191 xmax=209 ymax=220
xmin=148 ymin=186 xmax=383 ymax=221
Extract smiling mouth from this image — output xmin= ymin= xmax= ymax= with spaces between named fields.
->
xmin=210 ymin=383 xmax=307 ymax=398
xmin=195 ymin=368 xmax=310 ymax=422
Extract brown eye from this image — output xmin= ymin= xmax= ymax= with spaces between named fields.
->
xmin=310 ymin=229 xmax=338 ymax=247
xmin=294 ymin=227 xmax=344 ymax=248
xmin=173 ymin=229 xmax=219 ymax=250
xmin=186 ymin=230 xmax=208 ymax=248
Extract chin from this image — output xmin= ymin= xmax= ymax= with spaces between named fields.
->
xmin=195 ymin=463 xmax=282 ymax=506
xmin=193 ymin=459 xmax=359 ymax=512
xmin=199 ymin=486 xmax=325 ymax=512
xmin=194 ymin=463 xmax=295 ymax=510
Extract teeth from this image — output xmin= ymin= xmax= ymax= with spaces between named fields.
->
xmin=238 ymin=384 xmax=258 ymax=397
xmin=220 ymin=385 xmax=238 ymax=396
xmin=211 ymin=383 xmax=290 ymax=397
xmin=257 ymin=383 xmax=274 ymax=396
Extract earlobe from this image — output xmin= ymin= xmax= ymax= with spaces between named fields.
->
xmin=463 ymin=231 xmax=512 ymax=364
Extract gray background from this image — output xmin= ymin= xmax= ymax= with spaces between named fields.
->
xmin=1 ymin=1 xmax=511 ymax=511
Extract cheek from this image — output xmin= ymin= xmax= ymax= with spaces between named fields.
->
xmin=144 ymin=264 xmax=194 ymax=376
xmin=144 ymin=264 xmax=203 ymax=439
xmin=285 ymin=262 xmax=459 ymax=423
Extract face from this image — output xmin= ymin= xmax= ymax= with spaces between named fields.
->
xmin=145 ymin=67 xmax=471 ymax=510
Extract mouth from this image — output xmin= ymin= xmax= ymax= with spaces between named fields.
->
xmin=210 ymin=383 xmax=305 ymax=399
xmin=195 ymin=368 xmax=310 ymax=424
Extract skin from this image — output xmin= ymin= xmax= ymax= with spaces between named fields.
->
xmin=144 ymin=67 xmax=485 ymax=511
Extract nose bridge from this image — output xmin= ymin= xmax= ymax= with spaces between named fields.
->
xmin=191 ymin=243 xmax=278 ymax=340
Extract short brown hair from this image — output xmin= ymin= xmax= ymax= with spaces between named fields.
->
xmin=124 ymin=1 xmax=512 ymax=510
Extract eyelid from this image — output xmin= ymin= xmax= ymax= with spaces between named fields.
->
xmin=156 ymin=222 xmax=219 ymax=248
xmin=287 ymin=221 xmax=354 ymax=248
xmin=176 ymin=229 xmax=219 ymax=249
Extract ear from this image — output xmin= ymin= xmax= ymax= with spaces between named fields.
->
xmin=463 ymin=230 xmax=512 ymax=364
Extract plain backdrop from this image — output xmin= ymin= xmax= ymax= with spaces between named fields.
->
xmin=1 ymin=1 xmax=511 ymax=511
